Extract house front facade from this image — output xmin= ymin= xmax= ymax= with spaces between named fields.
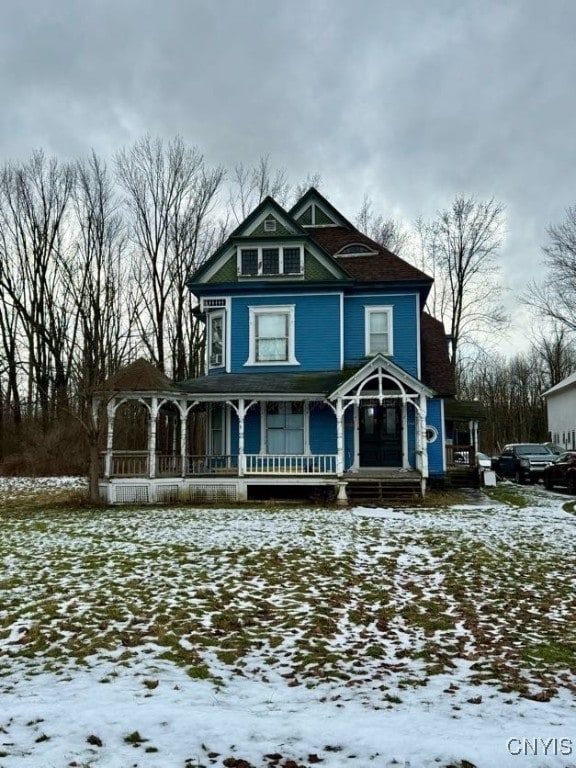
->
xmin=98 ymin=188 xmax=455 ymax=504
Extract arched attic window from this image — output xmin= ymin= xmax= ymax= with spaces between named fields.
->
xmin=335 ymin=243 xmax=377 ymax=257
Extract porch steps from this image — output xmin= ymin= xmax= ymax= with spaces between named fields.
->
xmin=444 ymin=467 xmax=480 ymax=489
xmin=346 ymin=475 xmax=421 ymax=505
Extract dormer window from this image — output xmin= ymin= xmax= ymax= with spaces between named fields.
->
xmin=336 ymin=243 xmax=377 ymax=257
xmin=238 ymin=245 xmax=304 ymax=278
xmin=262 ymin=248 xmax=279 ymax=275
xmin=240 ymin=249 xmax=258 ymax=276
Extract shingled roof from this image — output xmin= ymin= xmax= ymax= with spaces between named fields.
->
xmin=104 ymin=358 xmax=177 ymax=392
xmin=420 ymin=313 xmax=456 ymax=397
xmin=179 ymin=370 xmax=355 ymax=397
xmin=306 ymin=226 xmax=432 ymax=284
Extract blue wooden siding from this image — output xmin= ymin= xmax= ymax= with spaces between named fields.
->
xmin=309 ymin=404 xmax=337 ymax=454
xmin=230 ymin=293 xmax=342 ymax=373
xmin=343 ymin=293 xmax=419 ymax=376
xmin=229 ymin=407 xmax=261 ymax=455
xmin=426 ymin=399 xmax=445 ymax=475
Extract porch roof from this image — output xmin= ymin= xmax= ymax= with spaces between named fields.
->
xmin=444 ymin=399 xmax=487 ymax=421
xmin=178 ymin=370 xmax=359 ymax=399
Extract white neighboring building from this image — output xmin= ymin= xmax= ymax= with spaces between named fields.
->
xmin=543 ymin=372 xmax=576 ymax=450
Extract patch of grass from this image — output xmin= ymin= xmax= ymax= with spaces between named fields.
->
xmin=1 ymin=500 xmax=575 ymax=705
xmin=484 ymin=484 xmax=530 ymax=507
xmin=123 ymin=730 xmax=148 ymax=746
xmin=521 ymin=642 xmax=576 ymax=667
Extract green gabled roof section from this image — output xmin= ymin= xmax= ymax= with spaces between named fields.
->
xmin=208 ymin=257 xmax=237 ymax=283
xmin=250 ymin=214 xmax=292 ymax=237
xmin=189 ymin=192 xmax=353 ymax=289
xmin=304 ymin=251 xmax=341 ymax=281
xmin=189 ymin=196 xmax=306 ymax=286
xmin=290 ymin=187 xmax=356 ymax=229
xmin=204 ymin=245 xmax=342 ymax=286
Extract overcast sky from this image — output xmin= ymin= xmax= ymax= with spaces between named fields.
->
xmin=1 ymin=0 xmax=574 ymax=355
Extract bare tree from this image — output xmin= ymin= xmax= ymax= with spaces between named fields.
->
xmin=59 ymin=152 xmax=137 ymax=500
xmin=460 ymin=347 xmax=548 ymax=451
xmin=422 ymin=196 xmax=507 ymax=378
xmin=524 ymin=205 xmax=576 ymax=332
xmin=228 ymin=156 xmax=290 ymax=224
xmin=356 ymin=195 xmax=410 ymax=255
xmin=292 ymin=172 xmax=322 ymax=203
xmin=116 ymin=136 xmax=224 ymax=376
xmin=531 ymin=322 xmax=576 ymax=388
xmin=0 ymin=152 xmax=75 ymax=429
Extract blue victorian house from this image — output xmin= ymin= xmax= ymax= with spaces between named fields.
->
xmin=97 ymin=188 xmax=456 ymax=504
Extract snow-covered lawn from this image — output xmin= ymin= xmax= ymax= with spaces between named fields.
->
xmin=0 ymin=481 xmax=575 ymax=767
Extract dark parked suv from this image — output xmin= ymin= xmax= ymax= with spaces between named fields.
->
xmin=493 ymin=443 xmax=554 ymax=484
xmin=543 ymin=451 xmax=576 ymax=493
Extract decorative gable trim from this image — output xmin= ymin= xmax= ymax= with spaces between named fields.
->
xmin=290 ymin=187 xmax=356 ymax=230
xmin=330 ymin=353 xmax=435 ymax=400
xmin=243 ymin=204 xmax=302 ymax=237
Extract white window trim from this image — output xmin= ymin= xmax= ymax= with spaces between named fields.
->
xmin=246 ymin=305 xmax=299 ymax=367
xmin=237 ymin=244 xmax=304 ymax=278
xmin=207 ymin=309 xmax=226 ymax=369
xmin=365 ymin=306 xmax=394 ymax=356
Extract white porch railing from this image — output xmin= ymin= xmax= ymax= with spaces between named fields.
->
xmin=111 ymin=452 xmax=148 ymax=476
xmin=103 ymin=452 xmax=338 ymax=478
xmin=244 ymin=454 xmax=337 ymax=475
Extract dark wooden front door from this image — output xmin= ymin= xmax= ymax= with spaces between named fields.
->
xmin=359 ymin=401 xmax=402 ymax=467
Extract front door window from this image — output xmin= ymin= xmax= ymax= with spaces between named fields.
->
xmin=359 ymin=400 xmax=402 ymax=467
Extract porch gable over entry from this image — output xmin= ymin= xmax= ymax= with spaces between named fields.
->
xmin=328 ymin=354 xmax=435 ymax=477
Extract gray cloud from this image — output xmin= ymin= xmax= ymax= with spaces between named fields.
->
xmin=1 ymin=0 xmax=575 ymax=353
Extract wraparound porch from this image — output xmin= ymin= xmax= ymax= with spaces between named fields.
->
xmin=96 ymin=356 xmax=448 ymax=503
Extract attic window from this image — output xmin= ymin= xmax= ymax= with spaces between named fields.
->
xmin=238 ymin=245 xmax=303 ymax=278
xmin=336 ymin=243 xmax=377 ymax=257
xmin=264 ymin=219 xmax=277 ymax=232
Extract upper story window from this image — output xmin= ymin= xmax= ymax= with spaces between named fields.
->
xmin=365 ymin=306 xmax=393 ymax=356
xmin=238 ymin=245 xmax=304 ymax=278
xmin=208 ymin=310 xmax=225 ymax=368
xmin=246 ymin=306 xmax=299 ymax=366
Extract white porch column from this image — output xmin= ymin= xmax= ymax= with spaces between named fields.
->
xmin=469 ymin=419 xmax=479 ymax=451
xmin=238 ymin=398 xmax=246 ymax=477
xmin=180 ymin=402 xmax=187 ymax=478
xmin=149 ymin=396 xmax=158 ymax=479
xmin=336 ymin=398 xmax=344 ymax=476
xmin=105 ymin=400 xmax=115 ymax=478
xmin=418 ymin=394 xmax=428 ymax=479
xmin=402 ymin=399 xmax=410 ymax=469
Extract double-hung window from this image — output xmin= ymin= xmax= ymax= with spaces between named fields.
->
xmin=247 ymin=305 xmax=298 ymax=366
xmin=365 ymin=306 xmax=393 ymax=356
xmin=265 ymin=402 xmax=304 ymax=454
